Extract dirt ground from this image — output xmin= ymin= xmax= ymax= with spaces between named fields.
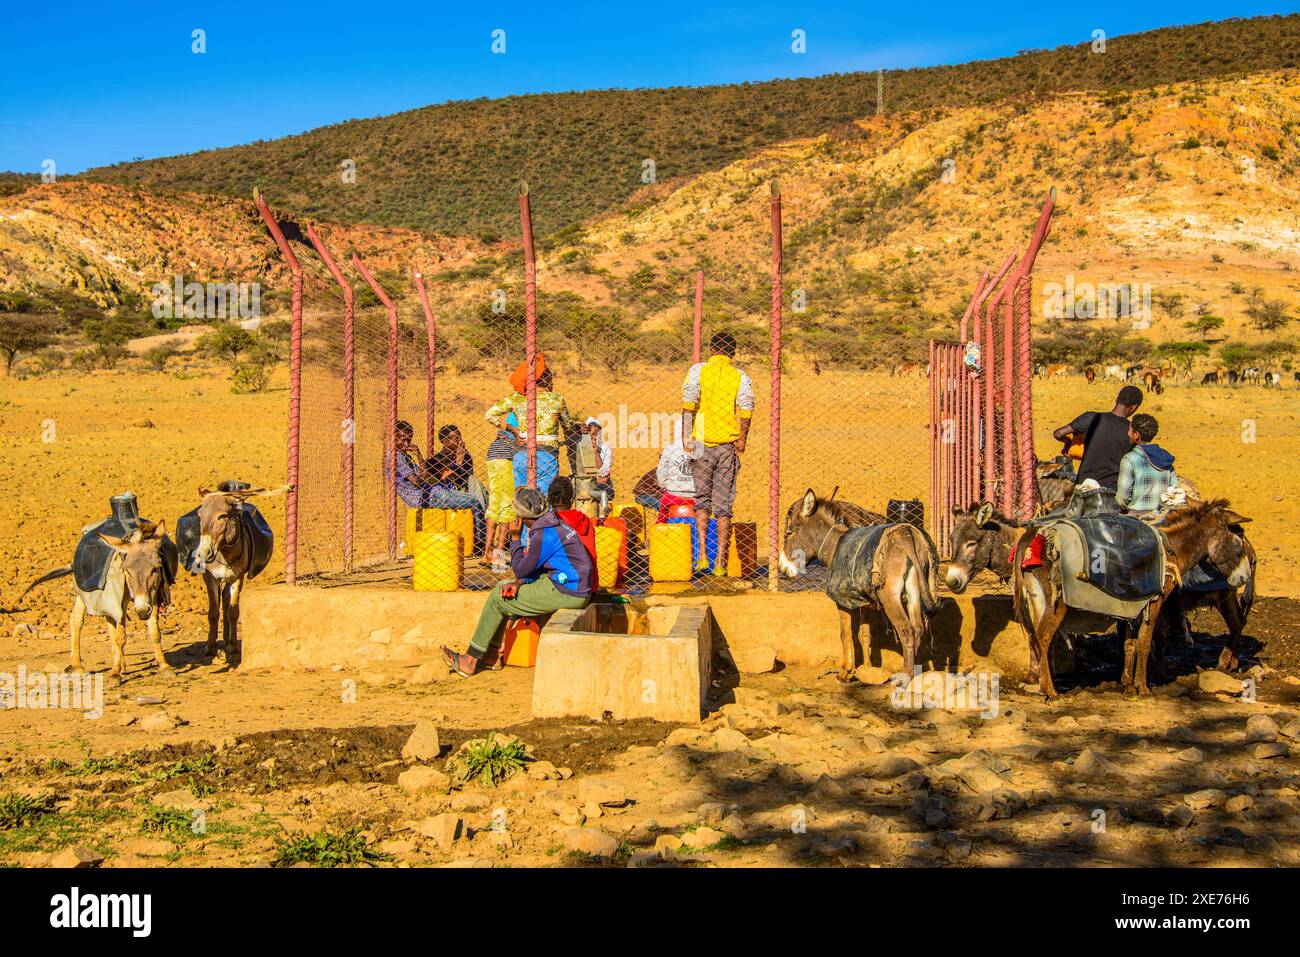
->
xmin=1 ymin=605 xmax=1300 ymax=868
xmin=1 ymin=365 xmax=1298 ymax=867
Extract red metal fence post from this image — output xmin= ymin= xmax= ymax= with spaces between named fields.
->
xmin=928 ymin=338 xmax=938 ymax=546
xmin=1010 ymin=188 xmax=1056 ymax=521
xmin=978 ymin=251 xmax=1018 ymax=504
xmin=693 ymin=270 xmax=704 ymax=365
xmin=1001 ymin=293 xmax=1016 ymax=518
xmin=1015 ymin=274 xmax=1036 ymax=521
xmin=768 ymin=180 xmax=783 ymax=592
xmin=414 ymin=270 xmax=437 ymax=456
xmin=941 ymin=343 xmax=951 ymax=553
xmin=254 ymin=189 xmax=301 ymax=585
xmin=352 ymin=254 xmax=400 ymax=561
xmin=960 ymin=272 xmax=989 ymax=513
xmin=982 ymin=303 xmax=995 ymax=503
xmin=520 ymin=183 xmax=538 ymax=488
xmin=305 ymin=225 xmax=355 ymax=574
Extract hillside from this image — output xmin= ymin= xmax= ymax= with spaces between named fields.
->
xmin=3 ymin=70 xmax=1297 ymax=377
xmin=0 ymin=182 xmax=481 ymax=318
xmin=79 ymin=15 xmax=1300 ymax=239
xmin=407 ymin=70 xmax=1300 ymax=371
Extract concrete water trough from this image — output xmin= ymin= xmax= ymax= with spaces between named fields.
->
xmin=240 ymin=582 xmax=1029 ymax=704
xmin=531 ymin=602 xmax=712 ymax=724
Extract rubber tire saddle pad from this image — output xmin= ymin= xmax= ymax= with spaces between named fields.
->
xmin=176 ymin=504 xmax=273 ymax=579
xmin=825 ymin=524 xmax=892 ymax=609
xmin=73 ymin=515 xmax=178 ymax=593
xmin=1035 ymin=514 xmax=1164 ymax=619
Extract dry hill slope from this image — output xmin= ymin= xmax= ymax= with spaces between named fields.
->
xmin=2 ymin=72 xmax=1297 ymax=375
xmin=508 ymin=70 xmax=1300 ymax=366
xmin=77 ymin=15 xmax=1300 ymax=238
xmin=0 ymin=183 xmax=482 ymax=312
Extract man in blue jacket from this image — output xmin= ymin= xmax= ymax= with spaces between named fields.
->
xmin=440 ymin=482 xmax=594 ymax=677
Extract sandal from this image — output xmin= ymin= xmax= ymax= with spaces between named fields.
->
xmin=440 ymin=646 xmax=476 ymax=678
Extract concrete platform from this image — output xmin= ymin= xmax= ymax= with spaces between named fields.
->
xmin=532 ymin=603 xmax=711 ymax=723
xmin=241 ymin=582 xmax=1028 ymax=678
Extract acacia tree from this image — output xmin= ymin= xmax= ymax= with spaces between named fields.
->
xmin=1159 ymin=340 xmax=1209 ymax=374
xmin=1245 ymin=293 xmax=1293 ymax=333
xmin=0 ymin=300 xmax=59 ymax=376
xmin=1184 ymin=314 xmax=1224 ymax=340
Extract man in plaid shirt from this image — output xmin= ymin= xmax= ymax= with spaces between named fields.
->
xmin=1117 ymin=413 xmax=1178 ymax=516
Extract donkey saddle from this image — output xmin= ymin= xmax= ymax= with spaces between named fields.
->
xmin=73 ymin=492 xmax=177 ymax=593
xmin=1037 ymin=513 xmax=1165 ymax=618
xmin=176 ymin=481 xmax=274 ymax=578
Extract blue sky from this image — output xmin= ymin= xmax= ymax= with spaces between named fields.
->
xmin=0 ymin=2 xmax=1295 ymax=174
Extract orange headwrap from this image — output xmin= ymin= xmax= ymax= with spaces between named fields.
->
xmin=509 ymin=352 xmax=548 ymax=395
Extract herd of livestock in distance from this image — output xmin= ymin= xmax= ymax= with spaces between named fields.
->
xmin=890 ymin=360 xmax=1296 ymax=393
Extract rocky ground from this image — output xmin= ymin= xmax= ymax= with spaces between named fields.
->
xmin=4 ymin=600 xmax=1300 ymax=868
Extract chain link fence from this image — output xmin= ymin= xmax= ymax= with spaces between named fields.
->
xmin=261 ymin=182 xmax=1051 ymax=590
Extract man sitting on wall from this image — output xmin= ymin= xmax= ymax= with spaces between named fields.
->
xmin=439 ymin=479 xmax=594 ymax=678
xmin=391 ymin=420 xmax=433 ymax=508
xmin=424 ymin=424 xmax=486 ymax=553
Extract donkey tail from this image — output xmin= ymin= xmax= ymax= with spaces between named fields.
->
xmin=906 ymin=528 xmax=942 ymax=618
xmin=20 ymin=566 xmax=73 ymax=601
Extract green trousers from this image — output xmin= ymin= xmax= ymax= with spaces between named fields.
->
xmin=469 ymin=577 xmax=590 ymax=657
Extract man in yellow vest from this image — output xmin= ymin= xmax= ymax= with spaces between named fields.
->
xmin=681 ymin=331 xmax=755 ymax=575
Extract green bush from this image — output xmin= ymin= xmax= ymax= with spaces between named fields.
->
xmin=273 ymin=826 xmax=388 ymax=868
xmin=143 ymin=340 xmax=181 ymax=371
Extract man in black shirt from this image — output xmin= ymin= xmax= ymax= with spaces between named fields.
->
xmin=1052 ymin=385 xmax=1144 ymax=491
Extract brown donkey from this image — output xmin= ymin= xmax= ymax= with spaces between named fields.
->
xmin=1159 ymin=533 xmax=1256 ymax=672
xmin=23 ymin=520 xmax=177 ymax=680
xmin=780 ymin=489 xmax=940 ymax=680
xmin=191 ymin=486 xmax=281 ymax=665
xmin=1014 ymin=498 xmax=1251 ymax=697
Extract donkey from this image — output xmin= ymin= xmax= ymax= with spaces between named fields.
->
xmin=779 ymin=489 xmax=940 ymax=680
xmin=1013 ymin=498 xmax=1251 ymax=697
xmin=1159 ymin=533 xmax=1256 ymax=672
xmin=945 ymin=503 xmax=1027 ymax=593
xmin=22 ymin=520 xmax=177 ymax=679
xmin=191 ymin=486 xmax=280 ymax=666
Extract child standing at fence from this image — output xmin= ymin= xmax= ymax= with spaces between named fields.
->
xmin=485 ymin=411 xmax=519 ymax=571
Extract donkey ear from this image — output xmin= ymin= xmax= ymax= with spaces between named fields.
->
xmin=951 ymin=503 xmax=966 ymax=516
xmin=975 ymin=503 xmax=995 ymax=527
xmin=199 ymin=487 xmax=213 ymax=498
xmin=801 ymin=489 xmax=817 ymax=518
xmin=1222 ymin=509 xmax=1251 ymax=525
xmin=97 ymin=532 xmax=129 ymax=553
xmin=146 ymin=519 xmax=167 ymax=538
